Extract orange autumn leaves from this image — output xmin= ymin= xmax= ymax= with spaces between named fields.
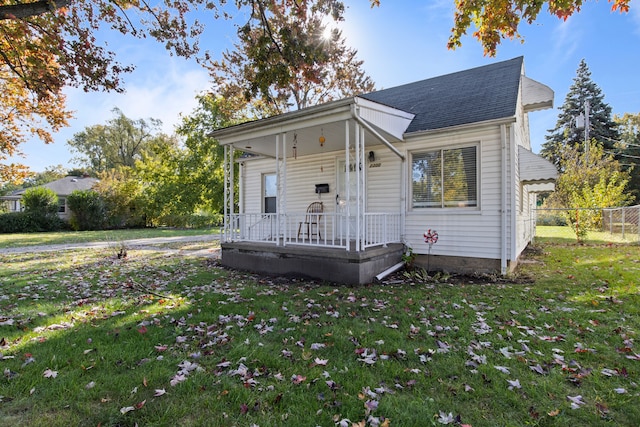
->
xmin=448 ymin=0 xmax=632 ymax=56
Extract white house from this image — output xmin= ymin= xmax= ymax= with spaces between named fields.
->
xmin=211 ymin=57 xmax=557 ymax=284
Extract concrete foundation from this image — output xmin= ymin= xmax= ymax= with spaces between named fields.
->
xmin=413 ymin=253 xmax=517 ymax=274
xmin=221 ymin=242 xmax=404 ymax=285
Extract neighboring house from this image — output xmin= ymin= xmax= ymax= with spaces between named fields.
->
xmin=1 ymin=175 xmax=100 ymax=221
xmin=211 ymin=57 xmax=557 ymax=284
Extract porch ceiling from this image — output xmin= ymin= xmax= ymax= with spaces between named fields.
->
xmin=210 ymin=97 xmax=415 ymax=159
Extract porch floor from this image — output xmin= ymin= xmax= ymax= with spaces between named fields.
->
xmin=221 ymin=241 xmax=404 ymax=285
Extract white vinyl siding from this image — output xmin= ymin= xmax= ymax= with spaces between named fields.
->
xmin=239 ymin=122 xmax=526 ymax=263
xmin=403 ymin=126 xmax=504 ymax=260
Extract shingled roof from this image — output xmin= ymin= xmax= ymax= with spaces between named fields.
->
xmin=8 ymin=176 xmax=99 ymax=197
xmin=359 ymin=57 xmax=524 ymax=134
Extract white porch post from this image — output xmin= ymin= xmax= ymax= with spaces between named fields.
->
xmin=354 ymin=120 xmax=361 ymax=252
xmin=223 ymin=145 xmax=235 ymax=242
xmin=223 ymin=145 xmax=227 ymax=241
xmin=359 ymin=123 xmax=366 ymax=250
xmin=280 ymin=133 xmax=287 ymax=245
xmin=344 ymin=120 xmax=351 ymax=251
xmin=275 ymin=134 xmax=287 ymax=246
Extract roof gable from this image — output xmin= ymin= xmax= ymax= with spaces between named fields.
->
xmin=360 ymin=57 xmax=524 ymax=133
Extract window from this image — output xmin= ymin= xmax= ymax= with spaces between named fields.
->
xmin=412 ymin=146 xmax=477 ymax=208
xmin=58 ymin=198 xmax=66 ymax=213
xmin=263 ymin=174 xmax=277 ymax=213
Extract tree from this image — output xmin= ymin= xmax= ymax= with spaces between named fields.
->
xmin=540 ymin=59 xmax=619 ymax=169
xmin=132 ymin=95 xmax=236 ymax=225
xmin=614 ymin=112 xmax=640 ymax=203
xmin=22 ymin=164 xmax=68 ymax=187
xmin=173 ymin=95 xmax=232 ymax=213
xmin=1 ymin=0 xmax=365 ymax=180
xmin=67 ymin=108 xmax=164 ymax=173
xmin=0 ymin=0 xmax=210 ymax=181
xmin=207 ymin=0 xmax=375 ymax=115
xmin=448 ymin=0 xmax=631 ymax=56
xmin=66 ymin=189 xmax=106 ymax=230
xmin=93 ymin=167 xmax=146 ymax=228
xmin=544 ymin=142 xmax=632 ymax=241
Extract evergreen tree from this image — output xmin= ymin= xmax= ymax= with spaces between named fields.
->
xmin=541 ymin=59 xmax=619 ymax=168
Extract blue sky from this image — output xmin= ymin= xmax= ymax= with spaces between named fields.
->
xmin=12 ymin=0 xmax=640 ymax=172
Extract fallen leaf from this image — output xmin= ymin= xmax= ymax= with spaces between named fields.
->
xmin=291 ymin=374 xmax=306 ymax=384
xmin=120 ymin=406 xmax=135 ymax=414
xmin=43 ymin=369 xmax=58 ymax=378
xmin=154 ymin=389 xmax=166 ymax=397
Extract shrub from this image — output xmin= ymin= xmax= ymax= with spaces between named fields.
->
xmin=66 ymin=190 xmax=106 ymax=231
xmin=0 ymin=212 xmax=31 ymax=233
xmin=155 ymin=213 xmax=223 ymax=228
xmin=21 ymin=187 xmax=63 ymax=232
xmin=0 ymin=211 xmax=67 ymax=233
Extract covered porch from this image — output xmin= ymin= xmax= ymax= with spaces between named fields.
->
xmin=212 ymin=97 xmax=414 ymax=283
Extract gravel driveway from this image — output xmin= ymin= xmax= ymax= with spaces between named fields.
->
xmin=0 ymin=234 xmax=221 ymax=258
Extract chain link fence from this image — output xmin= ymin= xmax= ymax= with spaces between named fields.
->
xmin=534 ymin=205 xmax=640 ymax=242
xmin=602 ymin=205 xmax=640 ymax=241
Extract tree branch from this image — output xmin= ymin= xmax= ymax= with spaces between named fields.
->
xmin=0 ymin=0 xmax=71 ymax=20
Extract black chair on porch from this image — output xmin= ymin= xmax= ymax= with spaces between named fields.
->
xmin=297 ymin=201 xmax=324 ymax=240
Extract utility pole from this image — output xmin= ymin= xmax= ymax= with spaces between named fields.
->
xmin=584 ymin=100 xmax=590 ymax=165
xmin=575 ymin=100 xmax=590 ymax=165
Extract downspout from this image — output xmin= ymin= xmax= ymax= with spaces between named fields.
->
xmin=509 ymin=125 xmax=517 ymax=268
xmin=500 ymin=124 xmax=508 ymax=275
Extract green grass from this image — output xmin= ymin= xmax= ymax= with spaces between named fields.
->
xmin=536 ymin=225 xmax=639 ymax=244
xmin=1 ymin=227 xmax=639 ymax=426
xmin=0 ymin=228 xmax=219 ymax=249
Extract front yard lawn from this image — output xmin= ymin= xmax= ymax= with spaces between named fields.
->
xmin=0 ymin=229 xmax=638 ymax=426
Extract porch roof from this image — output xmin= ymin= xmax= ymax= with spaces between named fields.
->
xmin=519 ymin=146 xmax=558 ymax=191
xmin=210 ymin=97 xmax=415 ymax=159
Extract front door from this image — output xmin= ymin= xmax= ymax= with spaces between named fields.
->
xmin=336 ymin=159 xmax=357 ymax=239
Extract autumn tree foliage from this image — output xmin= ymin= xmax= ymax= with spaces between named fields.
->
xmin=448 ymin=0 xmax=632 ymax=56
xmin=208 ymin=0 xmax=375 ymax=116
xmin=543 ymin=143 xmax=632 ymax=241
xmin=0 ymin=0 xmax=214 ymax=181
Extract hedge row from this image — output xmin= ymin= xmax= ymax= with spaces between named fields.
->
xmin=0 ymin=212 xmax=67 ymax=233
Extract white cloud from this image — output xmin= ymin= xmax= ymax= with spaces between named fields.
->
xmin=13 ymin=54 xmax=210 ymax=171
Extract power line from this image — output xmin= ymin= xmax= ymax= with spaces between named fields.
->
xmin=603 ymin=150 xmax=640 ymax=160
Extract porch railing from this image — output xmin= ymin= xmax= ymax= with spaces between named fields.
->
xmin=224 ymin=212 xmax=402 ymax=250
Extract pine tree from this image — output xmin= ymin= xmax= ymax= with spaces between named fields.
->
xmin=541 ymin=59 xmax=619 ymax=168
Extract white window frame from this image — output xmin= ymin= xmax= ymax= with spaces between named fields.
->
xmin=263 ymin=173 xmax=277 ymax=213
xmin=410 ymin=143 xmax=479 ymax=210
